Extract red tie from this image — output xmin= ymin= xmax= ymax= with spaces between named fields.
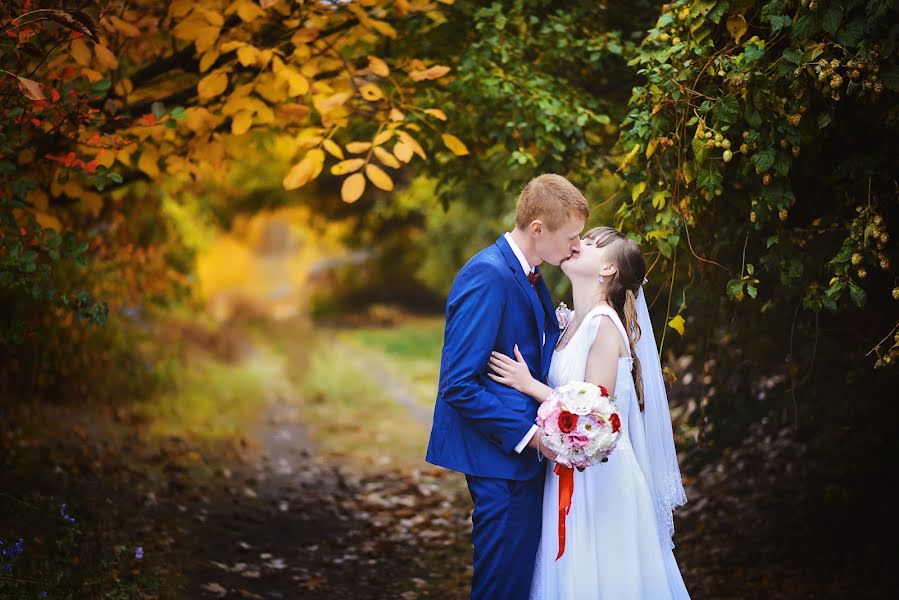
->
xmin=527 ymin=271 xmax=541 ymax=286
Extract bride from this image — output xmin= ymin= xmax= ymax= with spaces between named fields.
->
xmin=487 ymin=226 xmax=691 ymax=599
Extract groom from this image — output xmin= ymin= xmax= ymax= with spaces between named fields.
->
xmin=426 ymin=174 xmax=588 ymax=599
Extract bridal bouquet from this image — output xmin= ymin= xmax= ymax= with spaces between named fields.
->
xmin=536 ymin=381 xmax=622 ymax=560
xmin=536 ymin=381 xmax=622 ymax=469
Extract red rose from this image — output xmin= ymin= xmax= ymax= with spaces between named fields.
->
xmin=610 ymin=413 xmax=621 ymax=433
xmin=558 ymin=411 xmax=577 ymax=433
xmin=598 ymin=385 xmax=609 ymax=396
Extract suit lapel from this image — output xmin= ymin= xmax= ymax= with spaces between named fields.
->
xmin=495 ymin=236 xmax=546 ymax=360
xmin=534 ymin=268 xmax=560 ymax=378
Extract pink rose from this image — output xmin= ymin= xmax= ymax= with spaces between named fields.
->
xmin=538 ymin=403 xmax=562 ymax=435
xmin=566 ymin=432 xmax=591 ymax=448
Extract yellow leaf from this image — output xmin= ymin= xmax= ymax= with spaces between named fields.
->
xmin=389 ymin=108 xmax=405 ymax=121
xmin=108 ymin=15 xmax=141 ymax=37
xmin=282 ymin=150 xmax=324 ymax=190
xmin=341 ymin=173 xmax=366 ymax=203
xmin=259 ymin=0 xmax=278 ymax=8
xmin=394 ymin=141 xmax=413 ymax=163
xmin=315 ymin=91 xmax=349 ymax=112
xmin=80 ymin=68 xmax=103 ymax=83
xmin=195 ymin=25 xmax=220 ymax=53
xmin=409 ymin=65 xmax=451 ymax=81
xmin=231 ymin=110 xmax=253 ymax=135
xmin=198 ymin=71 xmax=228 ymax=99
xmin=235 ymin=0 xmax=265 ymax=22
xmin=222 ymin=93 xmax=255 ymax=116
xmin=365 ymin=164 xmax=394 ymax=191
xmin=367 ymin=56 xmax=390 ymax=77
xmin=396 ymin=130 xmax=426 ymax=159
xmin=370 ymin=19 xmax=397 ymax=38
xmin=631 ymin=181 xmax=646 ymax=202
xmin=726 ymin=14 xmax=748 ymax=43
xmin=81 ymin=191 xmax=103 ymax=217
xmin=345 ymin=141 xmax=372 ymax=154
xmin=330 ymin=158 xmax=365 ymax=175
xmin=425 ymin=108 xmax=447 ymax=121
xmin=291 ymin=28 xmax=319 ymax=45
xmin=237 ymin=45 xmax=258 ymax=67
xmin=645 ymin=138 xmax=658 ymax=159
xmin=70 ymin=39 xmax=92 ymax=66
xmin=184 ymin=107 xmax=216 ymax=132
xmin=323 ymin=139 xmax=344 ymax=159
xmin=651 ymin=191 xmax=667 ymax=210
xmin=279 ymin=68 xmax=309 ymax=97
xmin=667 ymin=315 xmax=685 ymax=336
xmin=137 ymin=147 xmax=160 ymax=179
xmin=114 ymin=77 xmax=133 ymax=97
xmin=373 ymin=130 xmax=394 ymax=146
xmin=94 ymin=44 xmax=118 ymax=70
xmin=441 ymin=133 xmax=469 ymax=156
xmin=201 ymin=8 xmax=224 ymax=27
xmin=618 ymin=143 xmax=640 ymax=171
xmin=373 ymin=146 xmax=400 ymax=169
xmin=199 ymin=48 xmax=219 ymax=72
xmin=97 ymin=150 xmax=115 ymax=169
xmin=27 ymin=189 xmax=49 ymax=211
xmin=360 ymin=84 xmax=383 ymax=101
xmin=34 ymin=210 xmax=62 ymax=232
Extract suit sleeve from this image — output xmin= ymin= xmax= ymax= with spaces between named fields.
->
xmin=441 ymin=263 xmax=535 ymax=454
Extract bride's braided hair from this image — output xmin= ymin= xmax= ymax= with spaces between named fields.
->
xmin=583 ymin=226 xmax=647 ymax=411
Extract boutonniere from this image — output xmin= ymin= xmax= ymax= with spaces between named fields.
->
xmin=555 ymin=302 xmax=573 ymax=330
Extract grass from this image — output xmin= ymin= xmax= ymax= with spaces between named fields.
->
xmin=336 ymin=316 xmax=445 ymax=409
xmin=134 ymin=343 xmax=291 ymax=442
xmin=298 ymin=332 xmax=432 ymax=470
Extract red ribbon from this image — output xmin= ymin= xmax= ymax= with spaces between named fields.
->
xmin=554 ymin=463 xmax=574 ymax=560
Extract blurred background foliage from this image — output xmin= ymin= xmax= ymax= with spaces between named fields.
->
xmin=1 ymin=0 xmax=898 ymax=585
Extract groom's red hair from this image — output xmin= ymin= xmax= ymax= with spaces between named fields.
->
xmin=515 ymin=174 xmax=588 ymax=232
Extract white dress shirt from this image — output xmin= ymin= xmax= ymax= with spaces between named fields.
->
xmin=503 ymin=233 xmax=541 ymax=454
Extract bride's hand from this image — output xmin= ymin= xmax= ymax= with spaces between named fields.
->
xmin=487 ymin=345 xmax=535 ymax=394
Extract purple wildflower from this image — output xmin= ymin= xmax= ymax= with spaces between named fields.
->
xmin=1 ymin=538 xmax=24 ymax=559
xmin=40 ymin=592 xmax=48 ymax=598
xmin=134 ymin=546 xmax=144 ymax=559
xmin=1 ymin=562 xmax=11 ymax=574
xmin=60 ymin=503 xmax=76 ymax=524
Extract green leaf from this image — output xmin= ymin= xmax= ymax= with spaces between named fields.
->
xmin=745 ymin=104 xmax=763 ymax=128
xmin=848 ymin=282 xmax=866 ymax=307
xmin=747 ymin=284 xmax=758 ymax=299
xmin=782 ymin=48 xmax=802 ymax=64
xmin=821 ymin=5 xmax=842 ymax=35
xmin=835 ymin=19 xmax=864 ymax=47
xmin=714 ymin=96 xmax=740 ymax=125
xmin=882 ymin=66 xmax=899 ymax=92
xmin=752 ymin=149 xmax=775 ymax=173
xmin=790 ymin=14 xmax=818 ymax=39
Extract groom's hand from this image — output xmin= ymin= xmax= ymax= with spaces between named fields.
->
xmin=527 ymin=431 xmax=561 ymax=463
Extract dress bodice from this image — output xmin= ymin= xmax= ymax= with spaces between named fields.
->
xmin=548 ymin=306 xmax=635 ymax=442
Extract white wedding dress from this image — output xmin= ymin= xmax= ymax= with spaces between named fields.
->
xmin=530 ymin=305 xmax=690 ymax=600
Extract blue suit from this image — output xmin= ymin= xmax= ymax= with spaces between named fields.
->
xmin=426 ymin=235 xmax=560 ymax=599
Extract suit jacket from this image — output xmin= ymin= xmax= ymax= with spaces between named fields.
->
xmin=426 ymin=235 xmax=561 ymax=480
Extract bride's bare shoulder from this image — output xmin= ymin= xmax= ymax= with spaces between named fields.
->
xmin=587 ymin=315 xmax=622 ymax=357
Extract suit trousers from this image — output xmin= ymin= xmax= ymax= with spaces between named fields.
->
xmin=465 ymin=470 xmax=545 ymax=600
